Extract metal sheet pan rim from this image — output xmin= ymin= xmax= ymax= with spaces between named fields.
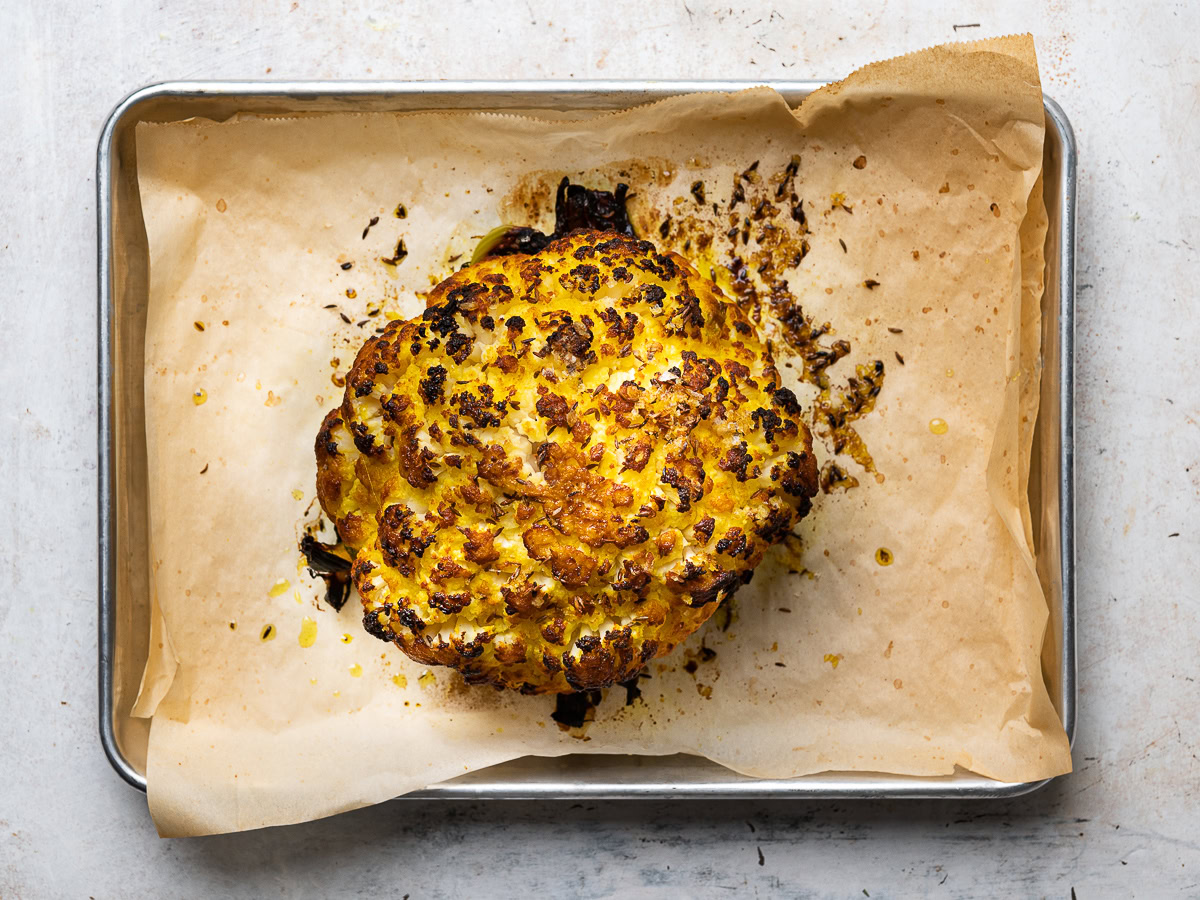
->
xmin=98 ymin=79 xmax=1076 ymax=800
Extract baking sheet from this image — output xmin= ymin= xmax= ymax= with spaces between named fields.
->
xmin=103 ymin=35 xmax=1075 ymax=840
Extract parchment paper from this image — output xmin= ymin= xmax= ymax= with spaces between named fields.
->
xmin=135 ymin=34 xmax=1070 ymax=836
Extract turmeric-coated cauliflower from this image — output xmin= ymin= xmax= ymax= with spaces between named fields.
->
xmin=316 ymin=231 xmax=818 ymax=693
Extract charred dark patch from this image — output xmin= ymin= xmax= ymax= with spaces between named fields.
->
xmin=479 ymin=178 xmax=636 ymax=260
xmin=540 ymin=318 xmax=596 ymax=371
xmin=751 ymin=407 xmax=783 ymax=443
xmin=419 ymin=365 xmax=448 ymax=404
xmin=362 ymin=605 xmax=393 ymax=640
xmin=445 ymin=331 xmax=473 ymax=363
xmin=453 ymin=384 xmax=503 ymax=428
xmin=715 ymin=527 xmax=749 ymax=558
xmin=718 ymin=440 xmax=752 ymax=482
xmin=299 ymin=534 xmax=352 ymax=611
xmin=772 ymin=387 xmax=802 ymax=415
xmin=535 ymin=386 xmax=571 ymax=429
xmin=689 ymin=568 xmax=753 ymax=608
xmin=551 ymin=689 xmax=603 ymax=729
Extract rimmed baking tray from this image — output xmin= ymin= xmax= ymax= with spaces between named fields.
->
xmin=98 ymin=81 xmax=1076 ymax=798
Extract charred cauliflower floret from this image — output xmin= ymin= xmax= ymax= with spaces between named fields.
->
xmin=316 ymin=231 xmax=818 ymax=693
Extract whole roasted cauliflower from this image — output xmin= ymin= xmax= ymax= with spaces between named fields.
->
xmin=316 ymin=231 xmax=818 ymax=693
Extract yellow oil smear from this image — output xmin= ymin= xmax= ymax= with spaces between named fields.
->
xmin=823 ymin=653 xmax=842 ymax=669
xmin=945 ymin=368 xmax=955 ymax=378
xmin=192 ymin=389 xmax=207 ymax=406
xmin=340 ymin=633 xmax=354 ymax=644
xmin=268 ymin=578 xmax=290 ymax=597
xmin=392 ymin=674 xmax=408 ymax=688
xmin=293 ymin=591 xmax=303 ymax=604
xmin=418 ymin=670 xmax=436 ymax=687
xmin=875 ymin=547 xmax=894 ymax=566
xmin=929 ymin=418 xmax=949 ymax=435
xmin=291 ymin=489 xmax=304 ymax=501
xmin=260 ymin=624 xmax=276 ymax=642
xmin=349 ymin=663 xmax=363 ymax=678
xmin=310 ymin=677 xmax=318 ymax=685
xmin=298 ymin=616 xmax=318 ymax=648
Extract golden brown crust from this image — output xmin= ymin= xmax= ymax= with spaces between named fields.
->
xmin=317 ymin=231 xmax=817 ymax=693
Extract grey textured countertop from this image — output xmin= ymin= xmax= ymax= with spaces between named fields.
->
xmin=2 ymin=1 xmax=1198 ymax=896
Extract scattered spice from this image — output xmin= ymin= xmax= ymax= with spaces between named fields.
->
xmin=894 ymin=351 xmax=905 ymax=365
xmin=887 ymin=327 xmax=903 ymax=334
xmin=215 ymin=198 xmax=227 ymax=213
xmin=193 ymin=321 xmax=205 ymax=332
xmin=839 ymin=238 xmax=847 ymax=253
xmin=394 ymin=203 xmax=407 ymax=219
xmin=863 ymin=279 xmax=880 ymax=289
xmin=380 ymin=238 xmax=408 ymax=266
xmin=260 ymin=624 xmax=276 ymax=642
xmin=853 ymin=155 xmax=867 ymax=169
xmin=819 ymin=460 xmax=859 ymax=493
xmin=192 ymin=389 xmax=207 ymax=406
xmin=340 ymin=261 xmax=353 ymax=270
xmin=690 ymin=180 xmax=706 ymax=204
xmin=875 ymin=547 xmax=894 ymax=566
xmin=362 ymin=216 xmax=379 ymax=239
xmin=345 ymin=288 xmax=357 ymax=299
xmin=199 ymin=463 xmax=209 ymax=474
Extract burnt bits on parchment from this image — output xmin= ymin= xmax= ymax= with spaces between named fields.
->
xmin=665 ymin=157 xmax=887 ymax=486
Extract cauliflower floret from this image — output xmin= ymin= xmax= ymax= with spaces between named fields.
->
xmin=316 ymin=231 xmax=817 ymax=693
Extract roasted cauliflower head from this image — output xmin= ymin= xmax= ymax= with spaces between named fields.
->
xmin=315 ymin=231 xmax=818 ymax=693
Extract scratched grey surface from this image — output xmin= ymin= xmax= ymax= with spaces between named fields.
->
xmin=2 ymin=1 xmax=1198 ymax=896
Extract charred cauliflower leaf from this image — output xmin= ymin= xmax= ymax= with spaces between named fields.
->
xmin=316 ymin=231 xmax=818 ymax=693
